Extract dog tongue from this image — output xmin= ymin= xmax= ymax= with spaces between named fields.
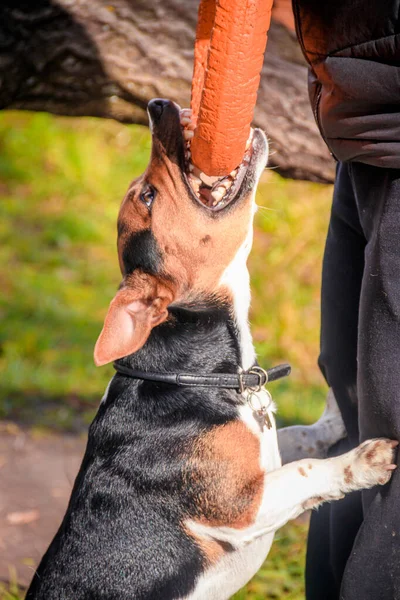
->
xmin=198 ymin=187 xmax=214 ymax=207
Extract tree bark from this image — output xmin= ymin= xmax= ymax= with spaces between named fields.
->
xmin=0 ymin=0 xmax=335 ymax=182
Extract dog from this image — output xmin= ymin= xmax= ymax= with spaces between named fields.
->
xmin=26 ymin=99 xmax=398 ymax=600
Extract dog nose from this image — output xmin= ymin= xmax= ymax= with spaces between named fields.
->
xmin=147 ymin=98 xmax=170 ymax=122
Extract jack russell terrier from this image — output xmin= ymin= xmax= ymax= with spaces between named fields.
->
xmin=27 ymin=99 xmax=397 ymax=600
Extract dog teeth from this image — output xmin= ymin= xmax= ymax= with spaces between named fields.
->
xmin=185 ymin=155 xmax=238 ymax=206
xmin=211 ymin=187 xmax=226 ymax=204
xmin=186 ymin=121 xmax=196 ymax=131
xmin=183 ymin=129 xmax=194 ymax=141
xmin=199 ymin=172 xmax=220 ymax=187
xmin=180 ymin=108 xmax=192 ymax=118
xmin=245 ymin=131 xmax=253 ymax=150
xmin=180 ymin=108 xmax=195 ymax=129
xmin=219 ymin=178 xmax=233 ymax=190
xmin=190 ymin=165 xmax=220 ymax=187
xmin=189 ymin=174 xmax=202 ymax=187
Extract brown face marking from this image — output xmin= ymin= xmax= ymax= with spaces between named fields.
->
xmin=298 ymin=466 xmax=308 ymax=477
xmin=117 ymin=137 xmax=255 ymax=302
xmin=344 ymin=465 xmax=353 ymax=484
xmin=186 ymin=420 xmax=264 ymax=532
xmin=308 ymin=464 xmax=313 ymax=470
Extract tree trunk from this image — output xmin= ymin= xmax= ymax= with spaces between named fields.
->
xmin=0 ymin=0 xmax=335 ymax=182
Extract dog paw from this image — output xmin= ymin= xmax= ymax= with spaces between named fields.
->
xmin=344 ymin=438 xmax=398 ymax=491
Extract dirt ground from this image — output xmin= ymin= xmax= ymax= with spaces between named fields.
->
xmin=0 ymin=423 xmax=86 ymax=588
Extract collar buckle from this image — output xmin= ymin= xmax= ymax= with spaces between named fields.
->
xmin=247 ymin=365 xmax=269 ymax=392
xmin=238 ymin=371 xmax=245 ymax=394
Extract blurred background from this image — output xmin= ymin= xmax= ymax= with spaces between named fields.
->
xmin=0 ymin=110 xmax=334 ymax=599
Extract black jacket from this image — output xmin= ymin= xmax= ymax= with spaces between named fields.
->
xmin=293 ymin=0 xmax=400 ymax=168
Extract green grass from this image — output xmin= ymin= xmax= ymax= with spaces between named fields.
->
xmin=0 ymin=579 xmax=21 ymax=600
xmin=0 ymin=111 xmax=333 ymax=598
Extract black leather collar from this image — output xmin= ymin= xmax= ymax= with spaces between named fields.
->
xmin=113 ymin=362 xmax=291 ymax=392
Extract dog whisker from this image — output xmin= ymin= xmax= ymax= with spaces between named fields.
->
xmin=255 ymin=204 xmax=277 ymax=212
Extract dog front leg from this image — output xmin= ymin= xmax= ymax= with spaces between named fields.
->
xmin=278 ymin=389 xmax=346 ymax=464
xmin=242 ymin=437 xmax=397 ymax=545
xmin=195 ymin=437 xmax=397 ymax=549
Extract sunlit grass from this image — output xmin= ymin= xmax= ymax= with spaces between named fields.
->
xmin=0 ymin=568 xmax=23 ymax=600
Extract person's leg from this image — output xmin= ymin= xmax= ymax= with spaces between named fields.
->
xmin=306 ymin=163 xmax=365 ymax=599
xmin=341 ymin=164 xmax=400 ymax=600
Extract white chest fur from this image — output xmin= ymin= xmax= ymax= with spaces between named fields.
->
xmin=186 ymin=403 xmax=282 ymax=600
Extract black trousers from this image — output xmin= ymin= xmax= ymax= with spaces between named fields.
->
xmin=306 ymin=162 xmax=400 ymax=600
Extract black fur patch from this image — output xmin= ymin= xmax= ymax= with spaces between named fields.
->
xmin=122 ymin=229 xmax=163 ymax=276
xmin=26 ymin=299 xmax=242 ymax=600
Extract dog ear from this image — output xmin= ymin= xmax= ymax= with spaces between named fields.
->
xmin=94 ymin=275 xmax=174 ymax=366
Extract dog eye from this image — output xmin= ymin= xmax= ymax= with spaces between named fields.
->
xmin=140 ymin=184 xmax=157 ymax=209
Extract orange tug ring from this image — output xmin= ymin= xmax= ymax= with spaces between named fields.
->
xmin=190 ymin=0 xmax=273 ymax=177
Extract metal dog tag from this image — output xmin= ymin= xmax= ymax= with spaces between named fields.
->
xmin=247 ymin=388 xmax=274 ymax=429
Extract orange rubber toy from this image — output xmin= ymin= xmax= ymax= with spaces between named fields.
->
xmin=190 ymin=0 xmax=273 ymax=177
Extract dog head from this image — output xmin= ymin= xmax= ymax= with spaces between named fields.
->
xmin=94 ymin=99 xmax=268 ymax=366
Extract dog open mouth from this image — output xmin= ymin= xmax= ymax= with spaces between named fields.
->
xmin=179 ymin=108 xmax=265 ymax=213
